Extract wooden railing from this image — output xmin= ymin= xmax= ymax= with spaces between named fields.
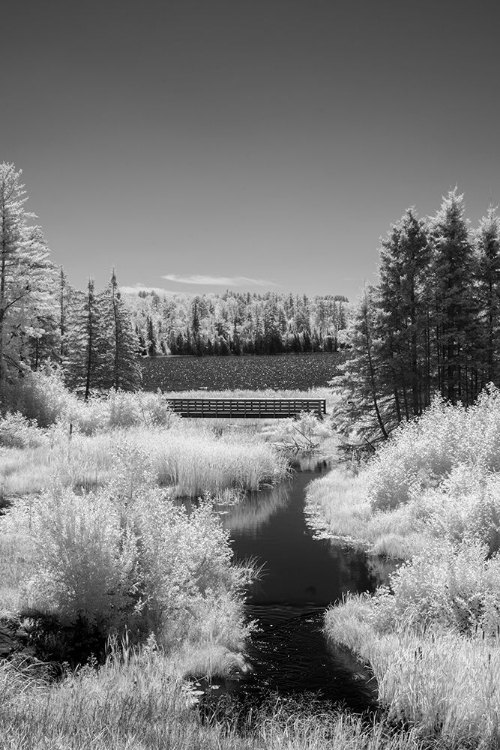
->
xmin=166 ymin=398 xmax=327 ymax=419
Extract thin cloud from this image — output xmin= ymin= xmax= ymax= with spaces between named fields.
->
xmin=162 ymin=274 xmax=280 ymax=287
xmin=120 ymin=284 xmax=171 ymax=295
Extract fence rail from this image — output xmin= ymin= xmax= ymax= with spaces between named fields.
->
xmin=166 ymin=398 xmax=327 ymax=419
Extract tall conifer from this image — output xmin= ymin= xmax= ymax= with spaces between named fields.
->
xmin=475 ymin=207 xmax=500 ymax=387
xmin=429 ymin=189 xmax=478 ymax=404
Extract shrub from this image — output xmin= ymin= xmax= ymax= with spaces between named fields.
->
xmin=0 ymin=412 xmax=44 ymax=448
xmin=22 ymin=488 xmax=141 ymax=632
xmin=1 ymin=367 xmax=77 ymax=428
xmin=70 ymin=390 xmax=179 ymax=435
xmin=132 ymin=491 xmax=253 ymax=649
xmin=371 ymin=539 xmax=500 ymax=636
xmin=20 ymin=485 xmax=253 ymax=655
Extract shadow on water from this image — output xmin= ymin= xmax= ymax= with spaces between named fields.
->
xmin=203 ymin=459 xmax=380 ymax=715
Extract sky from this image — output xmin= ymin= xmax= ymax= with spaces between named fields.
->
xmin=3 ymin=0 xmax=500 ymax=302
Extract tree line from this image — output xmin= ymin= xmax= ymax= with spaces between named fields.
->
xmin=0 ymin=162 xmax=348 ymax=408
xmin=333 ymin=189 xmax=500 ymax=443
xmin=0 ymin=163 xmax=141 ymax=402
xmin=125 ymin=289 xmax=349 ymax=357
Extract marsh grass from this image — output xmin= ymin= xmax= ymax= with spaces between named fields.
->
xmin=318 ymin=388 xmax=500 ymax=748
xmin=0 ymin=652 xmax=424 ymax=750
xmin=0 ymin=423 xmax=289 ymax=501
xmin=326 ymin=600 xmax=500 ymax=748
xmin=305 ymin=467 xmax=429 ymax=560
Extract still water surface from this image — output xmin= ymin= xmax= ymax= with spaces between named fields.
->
xmin=215 ymin=461 xmax=378 ymax=710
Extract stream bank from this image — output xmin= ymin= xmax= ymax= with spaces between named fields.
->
xmin=197 ymin=461 xmax=381 ymax=713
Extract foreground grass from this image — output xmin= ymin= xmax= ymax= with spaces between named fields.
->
xmin=326 ymin=603 xmax=500 ymax=748
xmin=0 ymin=652 xmax=423 ymax=750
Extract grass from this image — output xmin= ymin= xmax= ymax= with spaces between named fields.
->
xmin=0 ymin=650 xmax=424 ymax=750
xmin=305 ymin=466 xmax=429 ymax=560
xmin=0 ymin=423 xmax=289 ymax=501
xmin=314 ymin=388 xmax=500 ymax=749
xmin=325 ymin=601 xmax=500 ymax=748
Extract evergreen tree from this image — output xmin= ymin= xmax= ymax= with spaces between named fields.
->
xmin=100 ymin=270 xmax=141 ymax=390
xmin=475 ymin=207 xmax=500 ymax=387
xmin=0 ymin=164 xmax=56 ymax=395
xmin=377 ymin=208 xmax=432 ymax=419
xmin=429 ymin=190 xmax=478 ymax=404
xmin=63 ymin=279 xmax=107 ymax=399
xmin=331 ymin=286 xmax=390 ymax=442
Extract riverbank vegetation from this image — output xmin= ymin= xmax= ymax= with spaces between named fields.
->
xmin=307 ymin=387 xmax=500 ymax=748
xmin=0 ymin=373 xmax=417 ymax=750
xmin=1 ymin=650 xmax=422 ymax=750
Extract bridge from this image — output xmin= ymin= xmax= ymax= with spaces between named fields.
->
xmin=166 ymin=398 xmax=327 ymax=419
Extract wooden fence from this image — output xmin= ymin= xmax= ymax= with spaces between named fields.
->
xmin=166 ymin=398 xmax=327 ymax=419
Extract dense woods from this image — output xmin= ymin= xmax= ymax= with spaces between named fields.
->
xmin=124 ymin=289 xmax=349 ymax=356
xmin=333 ymin=190 xmax=500 ymax=441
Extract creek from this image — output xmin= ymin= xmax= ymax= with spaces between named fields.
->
xmin=202 ymin=459 xmax=380 ymax=712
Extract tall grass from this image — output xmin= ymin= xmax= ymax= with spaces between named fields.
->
xmin=320 ymin=386 xmax=500 ymax=748
xmin=326 ymin=601 xmax=500 ymax=748
xmin=0 ymin=424 xmax=289 ymax=500
xmin=0 ymin=651 xmax=422 ymax=750
xmin=305 ymin=467 xmax=428 ymax=560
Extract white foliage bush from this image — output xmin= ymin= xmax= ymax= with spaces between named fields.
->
xmin=1 ymin=367 xmax=77 ymax=428
xmin=70 ymin=390 xmax=179 ymax=435
xmin=1 ymin=367 xmax=179 ymax=435
xmin=23 ymin=489 xmax=140 ymax=629
xmin=371 ymin=539 xmax=500 ymax=636
xmin=21 ymin=484 xmax=252 ymax=649
xmin=133 ymin=491 xmax=253 ymax=648
xmin=0 ymin=412 xmax=45 ymax=448
xmin=367 ymin=387 xmax=500 ymax=512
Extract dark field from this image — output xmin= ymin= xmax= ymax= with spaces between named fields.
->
xmin=140 ymin=352 xmax=342 ymax=392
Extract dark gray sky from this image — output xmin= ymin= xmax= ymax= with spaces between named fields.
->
xmin=3 ymin=0 xmax=500 ymax=300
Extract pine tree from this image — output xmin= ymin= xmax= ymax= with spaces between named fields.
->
xmin=429 ymin=189 xmax=478 ymax=404
xmin=475 ymin=207 xmax=500 ymax=387
xmin=63 ymin=279 xmax=107 ymax=399
xmin=331 ymin=286 xmax=390 ymax=442
xmin=0 ymin=164 xmax=56 ymax=395
xmin=377 ymin=208 xmax=432 ymax=419
xmin=100 ymin=270 xmax=141 ymax=390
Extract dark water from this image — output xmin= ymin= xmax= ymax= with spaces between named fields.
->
xmin=204 ymin=461 xmax=379 ymax=711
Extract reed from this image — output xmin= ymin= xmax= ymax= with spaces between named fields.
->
xmin=305 ymin=466 xmax=428 ymax=559
xmin=0 ymin=423 xmax=289 ymax=500
xmin=0 ymin=652 xmax=423 ymax=750
xmin=326 ymin=599 xmax=500 ymax=748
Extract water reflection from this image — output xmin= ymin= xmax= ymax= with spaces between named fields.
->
xmin=219 ymin=464 xmax=374 ymax=609
xmin=207 ymin=460 xmax=379 ymax=711
xmin=218 ymin=482 xmax=290 ymax=537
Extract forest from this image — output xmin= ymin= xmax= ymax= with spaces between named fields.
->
xmin=125 ymin=289 xmax=349 ymax=357
xmin=333 ymin=189 xmax=500 ymax=443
